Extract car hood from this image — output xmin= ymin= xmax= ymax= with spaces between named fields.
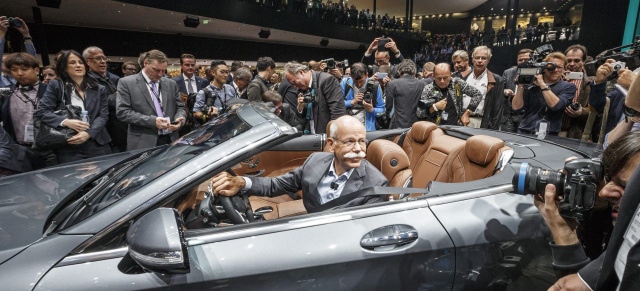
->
xmin=0 ymin=151 xmax=136 ymax=264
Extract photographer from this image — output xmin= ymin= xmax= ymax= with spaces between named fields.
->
xmin=540 ymin=131 xmax=640 ymax=290
xmin=1 ymin=16 xmax=36 ymax=88
xmin=417 ymin=63 xmax=483 ymax=126
xmin=588 ymin=59 xmax=637 ymax=147
xmin=284 ymin=61 xmax=345 ymax=134
xmin=193 ymin=60 xmax=236 ymax=124
xmin=512 ymin=52 xmax=576 ymax=136
xmin=340 ymin=62 xmax=385 ymax=131
xmin=501 ymin=48 xmax=532 ymax=132
xmin=361 ymin=37 xmax=403 ymax=78
xmin=560 ymin=45 xmax=594 ymax=140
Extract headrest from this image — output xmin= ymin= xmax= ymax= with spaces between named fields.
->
xmin=409 ymin=122 xmax=438 ymax=144
xmin=367 ymin=140 xmax=410 ymax=180
xmin=465 ymin=135 xmax=505 ymax=166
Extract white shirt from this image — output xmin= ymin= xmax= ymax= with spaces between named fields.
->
xmin=466 ymin=69 xmax=489 ymax=115
xmin=70 ymin=89 xmax=86 ymax=111
xmin=182 ymin=74 xmax=197 ymax=94
xmin=141 ymin=70 xmax=162 ymax=106
xmin=614 ymin=204 xmax=640 ymax=290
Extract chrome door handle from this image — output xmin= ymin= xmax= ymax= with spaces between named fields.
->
xmin=361 ymin=225 xmax=418 ymax=250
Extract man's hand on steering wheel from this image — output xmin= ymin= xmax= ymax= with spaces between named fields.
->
xmin=210 ymin=171 xmax=246 ymax=196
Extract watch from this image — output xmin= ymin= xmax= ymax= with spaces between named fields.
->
xmin=541 ymin=86 xmax=550 ymax=91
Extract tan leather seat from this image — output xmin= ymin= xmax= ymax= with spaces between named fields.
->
xmin=366 ymin=140 xmax=412 ymax=200
xmin=411 ymin=134 xmax=467 ymax=188
xmin=449 ymin=135 xmax=511 ymax=183
xmin=401 ymin=122 xmax=444 ymax=171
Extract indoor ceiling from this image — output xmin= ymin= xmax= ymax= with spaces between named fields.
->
xmin=341 ymin=0 xmax=489 ymax=16
xmin=0 ymin=0 xmax=362 ymax=50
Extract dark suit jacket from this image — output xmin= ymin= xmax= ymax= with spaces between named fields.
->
xmin=577 ymin=165 xmax=640 ymax=290
xmin=461 ymin=69 xmax=507 ymax=130
xmin=385 ymin=74 xmax=424 ymax=129
xmin=1 ymin=83 xmax=47 ymax=141
xmin=248 ymin=152 xmax=388 ymax=213
xmin=244 ymin=75 xmax=270 ymax=102
xmin=308 ymin=71 xmax=346 ymax=134
xmin=171 ymin=74 xmax=208 ymax=95
xmin=116 ymin=73 xmax=186 ymax=151
xmin=277 ymin=77 xmax=299 ymax=108
xmin=0 ymin=126 xmax=42 ymax=173
xmin=36 ymin=79 xmax=111 ymax=145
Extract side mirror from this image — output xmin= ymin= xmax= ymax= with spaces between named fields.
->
xmin=126 ymin=208 xmax=190 ymax=274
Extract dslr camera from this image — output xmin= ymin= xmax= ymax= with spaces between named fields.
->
xmin=4 ymin=17 xmax=23 ymax=28
xmin=516 ymin=44 xmax=556 ymax=84
xmin=512 ymin=158 xmax=604 ymax=220
xmin=321 ymin=58 xmax=349 ymax=72
xmin=584 ymin=36 xmax=640 ymax=77
xmin=301 ymin=91 xmax=315 ymax=104
xmin=360 ymin=80 xmax=378 ymax=104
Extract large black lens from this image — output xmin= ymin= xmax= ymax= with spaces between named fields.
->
xmin=512 ymin=162 xmax=565 ymax=196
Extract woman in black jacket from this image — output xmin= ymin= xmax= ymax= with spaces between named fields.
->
xmin=35 ymin=50 xmax=112 ymax=164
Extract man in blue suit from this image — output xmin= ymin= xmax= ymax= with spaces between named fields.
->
xmin=172 ymin=54 xmax=208 ymax=95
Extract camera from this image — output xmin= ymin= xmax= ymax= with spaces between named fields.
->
xmin=359 ymin=80 xmax=377 ymax=104
xmin=584 ymin=36 xmax=640 ymax=76
xmin=516 ymin=44 xmax=556 ymax=84
xmin=511 ymin=158 xmax=604 ymax=220
xmin=321 ymin=58 xmax=349 ymax=72
xmin=6 ymin=17 xmax=22 ymax=28
xmin=301 ymin=91 xmax=314 ymax=103
xmin=611 ymin=61 xmax=626 ymax=71
xmin=570 ymin=102 xmax=581 ymax=111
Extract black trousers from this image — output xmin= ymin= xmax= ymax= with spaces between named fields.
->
xmin=55 ymin=140 xmax=112 ymax=165
xmin=156 ymin=135 xmax=172 ymax=146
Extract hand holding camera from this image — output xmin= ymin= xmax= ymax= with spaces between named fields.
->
xmin=617 ymin=68 xmax=636 ymax=90
xmin=351 ymin=92 xmax=364 ymax=107
xmin=532 ymin=74 xmax=546 ymax=89
xmin=595 ymin=59 xmax=617 ymax=84
xmin=565 ymin=102 xmax=583 ymax=117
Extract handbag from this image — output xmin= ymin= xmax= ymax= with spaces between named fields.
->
xmin=33 ymin=82 xmax=83 ymax=150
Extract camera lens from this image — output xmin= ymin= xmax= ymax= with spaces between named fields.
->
xmin=570 ymin=103 xmax=580 ymax=111
xmin=512 ymin=162 xmax=565 ymax=196
xmin=8 ymin=17 xmax=22 ymax=28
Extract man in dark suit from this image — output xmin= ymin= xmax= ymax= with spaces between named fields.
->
xmin=171 ymin=54 xmax=208 ymax=95
xmin=211 ymin=116 xmax=388 ymax=213
xmin=0 ymin=52 xmax=50 ymax=167
xmin=385 ymin=59 xmax=424 ymax=129
xmin=501 ymin=48 xmax=531 ymax=132
xmin=116 ymin=50 xmax=186 ymax=151
xmin=283 ymin=61 xmax=346 ymax=134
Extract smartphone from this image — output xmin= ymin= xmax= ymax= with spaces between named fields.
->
xmin=377 ymin=72 xmax=388 ymax=80
xmin=378 ymin=37 xmax=389 ymax=52
xmin=565 ymin=71 xmax=583 ymax=80
xmin=170 ymin=120 xmax=180 ymax=125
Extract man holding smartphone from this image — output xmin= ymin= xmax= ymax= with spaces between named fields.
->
xmin=361 ymin=37 xmax=404 ymax=78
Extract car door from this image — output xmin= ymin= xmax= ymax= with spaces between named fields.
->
xmin=35 ymin=199 xmax=455 ymax=290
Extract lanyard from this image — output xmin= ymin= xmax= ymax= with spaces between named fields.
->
xmin=16 ymin=89 xmax=38 ymax=110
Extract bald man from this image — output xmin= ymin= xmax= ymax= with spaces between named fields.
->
xmin=211 ymin=116 xmax=388 ymax=213
xmin=417 ymin=63 xmax=483 ymax=126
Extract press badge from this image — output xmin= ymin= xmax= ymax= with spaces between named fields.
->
xmin=24 ymin=123 xmax=34 ymax=143
xmin=535 ymin=119 xmax=549 ymax=139
xmin=441 ymin=111 xmax=449 ymax=121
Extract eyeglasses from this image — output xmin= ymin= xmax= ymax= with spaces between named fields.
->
xmin=334 ymin=138 xmax=368 ymax=148
xmin=86 ymin=56 xmax=110 ymax=62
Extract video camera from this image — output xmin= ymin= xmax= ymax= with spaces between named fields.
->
xmin=321 ymin=58 xmax=349 ymax=72
xmin=516 ymin=44 xmax=556 ymax=84
xmin=584 ymin=36 xmax=640 ymax=77
xmin=511 ymin=158 xmax=604 ymax=220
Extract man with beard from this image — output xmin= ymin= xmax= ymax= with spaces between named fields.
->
xmin=210 ymin=115 xmax=388 ymax=213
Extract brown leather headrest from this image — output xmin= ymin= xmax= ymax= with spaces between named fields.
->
xmin=366 ymin=140 xmax=410 ymax=181
xmin=465 ymin=135 xmax=505 ymax=166
xmin=409 ymin=122 xmax=438 ymax=144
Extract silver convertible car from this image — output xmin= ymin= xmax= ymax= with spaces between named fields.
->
xmin=0 ymin=103 xmax=601 ymax=290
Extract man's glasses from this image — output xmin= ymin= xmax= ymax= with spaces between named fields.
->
xmin=334 ymin=138 xmax=368 ymax=149
xmin=87 ymin=56 xmax=110 ymax=62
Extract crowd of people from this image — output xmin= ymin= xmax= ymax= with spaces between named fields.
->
xmin=3 ymin=8 xmax=640 ymax=289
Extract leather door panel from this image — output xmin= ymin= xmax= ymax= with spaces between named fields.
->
xmin=233 ymin=151 xmax=315 ymax=177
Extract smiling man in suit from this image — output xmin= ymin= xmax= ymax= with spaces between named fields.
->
xmin=116 ymin=49 xmax=186 ymax=151
xmin=172 ymin=54 xmax=208 ymax=95
xmin=211 ymin=115 xmax=388 ymax=213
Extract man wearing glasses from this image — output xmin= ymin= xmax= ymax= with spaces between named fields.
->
xmin=83 ymin=46 xmax=127 ymax=152
xmin=361 ymin=37 xmax=404 ymax=78
xmin=210 ymin=115 xmax=388 ymax=213
xmin=512 ymin=52 xmax=577 ymax=136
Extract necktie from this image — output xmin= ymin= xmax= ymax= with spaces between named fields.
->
xmin=187 ymin=79 xmax=194 ymax=94
xmin=150 ymin=81 xmax=164 ymax=118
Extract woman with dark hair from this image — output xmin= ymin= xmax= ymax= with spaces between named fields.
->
xmin=42 ymin=65 xmax=57 ymax=84
xmin=35 ymin=50 xmax=111 ymax=164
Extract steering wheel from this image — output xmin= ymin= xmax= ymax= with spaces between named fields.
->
xmin=215 ymin=169 xmax=254 ymax=224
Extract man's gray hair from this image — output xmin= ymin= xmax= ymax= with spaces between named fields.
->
xmin=284 ymin=61 xmax=310 ymax=75
xmin=397 ymin=59 xmax=417 ymax=76
xmin=472 ymin=46 xmax=492 ymax=60
xmin=233 ymin=67 xmax=252 ymax=81
xmin=144 ymin=49 xmax=168 ymax=63
xmin=329 ymin=122 xmax=339 ymax=139
xmin=452 ymin=50 xmax=469 ymax=62
xmin=82 ymin=46 xmax=103 ymax=58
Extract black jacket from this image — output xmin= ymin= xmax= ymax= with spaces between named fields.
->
xmin=35 ymin=79 xmax=111 ymax=146
xmin=244 ymin=75 xmax=270 ymax=102
xmin=1 ymin=83 xmax=47 ymax=141
xmin=577 ymin=165 xmax=640 ymax=290
xmin=304 ymin=71 xmax=346 ymax=134
xmin=278 ymin=103 xmax=303 ymax=132
xmin=171 ymin=74 xmax=208 ymax=95
xmin=461 ymin=69 xmax=506 ymax=130
xmin=277 ymin=77 xmax=299 ymax=108
xmin=385 ymin=74 xmax=424 ymax=129
xmin=87 ymin=71 xmax=125 ymax=151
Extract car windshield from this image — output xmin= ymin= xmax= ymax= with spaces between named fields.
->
xmin=67 ymin=113 xmax=251 ymax=226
